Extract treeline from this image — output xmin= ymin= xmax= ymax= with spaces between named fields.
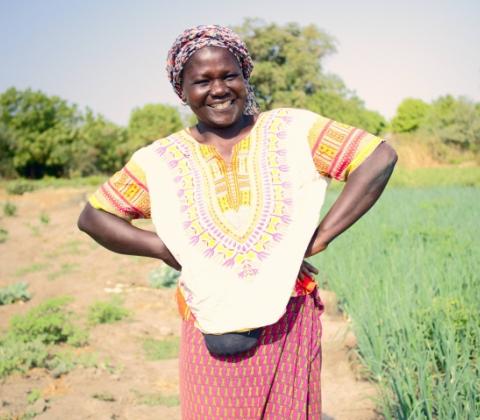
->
xmin=1 ymin=19 xmax=478 ymax=179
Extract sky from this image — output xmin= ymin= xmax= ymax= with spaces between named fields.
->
xmin=1 ymin=0 xmax=479 ymax=126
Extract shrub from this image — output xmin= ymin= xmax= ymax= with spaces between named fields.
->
xmin=148 ymin=265 xmax=180 ymax=289
xmin=3 ymin=201 xmax=17 ymax=216
xmin=0 ymin=337 xmax=49 ymax=378
xmin=87 ymin=298 xmax=130 ymax=325
xmin=0 ymin=282 xmax=31 ymax=305
xmin=6 ymin=180 xmax=36 ymax=195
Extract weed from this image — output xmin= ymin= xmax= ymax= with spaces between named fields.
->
xmin=0 ymin=282 xmax=31 ymax=305
xmin=39 ymin=212 xmax=50 ymax=225
xmin=15 ymin=262 xmax=50 ymax=277
xmin=87 ymin=298 xmax=130 ymax=325
xmin=142 ymin=337 xmax=179 ymax=360
xmin=47 ymin=263 xmax=80 ymax=281
xmin=9 ymin=296 xmax=88 ymax=346
xmin=132 ymin=390 xmax=179 ymax=407
xmin=6 ymin=181 xmax=36 ymax=195
xmin=0 ymin=338 xmax=49 ymax=378
xmin=148 ymin=266 xmax=180 ymax=289
xmin=3 ymin=202 xmax=17 ymax=217
xmin=27 ymin=389 xmax=41 ymax=405
xmin=0 ymin=227 xmax=7 ymax=243
xmin=92 ymin=392 xmax=116 ymax=402
xmin=45 ymin=349 xmax=98 ymax=378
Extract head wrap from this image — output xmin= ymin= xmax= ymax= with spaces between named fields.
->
xmin=166 ymin=25 xmax=259 ymax=115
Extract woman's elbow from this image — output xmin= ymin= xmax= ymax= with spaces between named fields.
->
xmin=77 ymin=203 xmax=95 ymax=233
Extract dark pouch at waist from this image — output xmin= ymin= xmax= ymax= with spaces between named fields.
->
xmin=203 ymin=328 xmax=263 ymax=356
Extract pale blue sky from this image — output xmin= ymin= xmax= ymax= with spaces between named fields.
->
xmin=1 ymin=0 xmax=479 ymax=125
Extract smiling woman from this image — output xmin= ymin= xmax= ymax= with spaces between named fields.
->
xmin=78 ymin=24 xmax=397 ymax=419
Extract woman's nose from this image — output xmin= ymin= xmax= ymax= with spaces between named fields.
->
xmin=210 ymin=79 xmax=228 ymax=96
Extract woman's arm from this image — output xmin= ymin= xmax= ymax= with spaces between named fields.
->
xmin=77 ymin=203 xmax=181 ymax=270
xmin=305 ymin=142 xmax=397 ymax=257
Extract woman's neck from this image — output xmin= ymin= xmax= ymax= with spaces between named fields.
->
xmin=194 ymin=114 xmax=256 ymax=145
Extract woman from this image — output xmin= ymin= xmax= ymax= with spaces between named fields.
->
xmin=78 ymin=25 xmax=397 ymax=419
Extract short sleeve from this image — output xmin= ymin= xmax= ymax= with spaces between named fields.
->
xmin=307 ymin=115 xmax=383 ymax=181
xmin=89 ymin=158 xmax=151 ymax=221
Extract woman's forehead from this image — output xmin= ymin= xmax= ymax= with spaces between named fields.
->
xmin=183 ymin=47 xmax=241 ymax=75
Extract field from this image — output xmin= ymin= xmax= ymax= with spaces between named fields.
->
xmin=0 ymin=182 xmax=377 ymax=419
xmin=0 ymin=167 xmax=478 ymax=419
xmin=312 ymin=182 xmax=480 ymax=419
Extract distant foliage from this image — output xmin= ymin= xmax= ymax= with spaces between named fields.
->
xmin=0 ymin=87 xmax=182 ymax=179
xmin=391 ymin=95 xmax=480 ymax=160
xmin=127 ymin=104 xmax=183 ymax=154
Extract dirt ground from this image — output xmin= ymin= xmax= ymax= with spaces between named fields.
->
xmin=0 ymin=187 xmax=378 ymax=419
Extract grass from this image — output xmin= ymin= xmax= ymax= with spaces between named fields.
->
xmin=1 ymin=175 xmax=105 ymax=194
xmin=87 ymin=297 xmax=130 ymax=325
xmin=15 ymin=262 xmax=50 ymax=277
xmin=47 ymin=263 xmax=80 ymax=281
xmin=0 ymin=282 xmax=31 ymax=305
xmin=142 ymin=337 xmax=180 ymax=360
xmin=0 ymin=227 xmax=7 ymax=243
xmin=26 ymin=389 xmax=41 ymax=405
xmin=311 ymin=187 xmax=479 ymax=419
xmin=133 ymin=390 xmax=180 ymax=407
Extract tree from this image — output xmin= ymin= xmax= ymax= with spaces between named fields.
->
xmin=391 ymin=98 xmax=430 ymax=133
xmin=127 ymin=104 xmax=183 ymax=153
xmin=306 ymin=89 xmax=386 ymax=135
xmin=234 ymin=19 xmax=336 ymax=110
xmin=73 ymin=110 xmax=128 ymax=176
xmin=0 ymin=87 xmax=81 ymax=178
xmin=426 ymin=95 xmax=480 ymax=151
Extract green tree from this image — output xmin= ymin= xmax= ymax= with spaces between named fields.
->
xmin=0 ymin=124 xmax=17 ymax=178
xmin=426 ymin=95 xmax=480 ymax=151
xmin=73 ymin=110 xmax=128 ymax=176
xmin=391 ymin=98 xmax=430 ymax=133
xmin=127 ymin=104 xmax=182 ymax=153
xmin=0 ymin=87 xmax=81 ymax=178
xmin=235 ymin=19 xmax=336 ymax=110
xmin=306 ymin=89 xmax=386 ymax=135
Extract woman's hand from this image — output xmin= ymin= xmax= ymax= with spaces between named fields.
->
xmin=298 ymin=260 xmax=319 ymax=280
xmin=78 ymin=203 xmax=181 ymax=271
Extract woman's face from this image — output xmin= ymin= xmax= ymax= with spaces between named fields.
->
xmin=181 ymin=46 xmax=247 ymax=129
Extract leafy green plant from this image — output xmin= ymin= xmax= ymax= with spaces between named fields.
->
xmin=9 ymin=296 xmax=88 ymax=346
xmin=0 ymin=282 xmax=31 ymax=305
xmin=0 ymin=337 xmax=49 ymax=378
xmin=87 ymin=298 xmax=130 ymax=325
xmin=3 ymin=201 xmax=17 ymax=216
xmin=148 ymin=265 xmax=180 ymax=289
xmin=142 ymin=337 xmax=179 ymax=360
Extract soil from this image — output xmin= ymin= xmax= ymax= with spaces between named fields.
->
xmin=0 ymin=187 xmax=379 ymax=419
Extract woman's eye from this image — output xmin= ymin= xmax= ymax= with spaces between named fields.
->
xmin=225 ymin=74 xmax=238 ymax=81
xmin=193 ymin=80 xmax=209 ymax=85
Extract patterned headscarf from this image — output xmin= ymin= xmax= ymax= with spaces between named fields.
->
xmin=166 ymin=25 xmax=259 ymax=115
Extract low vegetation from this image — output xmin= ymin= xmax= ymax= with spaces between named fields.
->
xmin=0 ymin=282 xmax=31 ymax=305
xmin=148 ymin=266 xmax=180 ymax=289
xmin=312 ymin=187 xmax=479 ymax=419
xmin=0 ymin=296 xmax=88 ymax=378
xmin=87 ymin=298 xmax=130 ymax=325
xmin=142 ymin=337 xmax=180 ymax=360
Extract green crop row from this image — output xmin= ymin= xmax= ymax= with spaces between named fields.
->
xmin=311 ymin=187 xmax=479 ymax=419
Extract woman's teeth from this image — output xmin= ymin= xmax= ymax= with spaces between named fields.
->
xmin=209 ymin=101 xmax=232 ymax=109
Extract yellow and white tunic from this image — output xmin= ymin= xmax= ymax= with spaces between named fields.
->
xmin=90 ymin=108 xmax=382 ymax=334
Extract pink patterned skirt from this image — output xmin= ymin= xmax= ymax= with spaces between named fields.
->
xmin=179 ymin=289 xmax=324 ymax=419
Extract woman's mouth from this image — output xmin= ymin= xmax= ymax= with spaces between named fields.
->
xmin=208 ymin=100 xmax=234 ymax=110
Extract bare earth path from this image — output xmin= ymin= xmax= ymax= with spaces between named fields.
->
xmin=0 ymin=187 xmax=378 ymax=419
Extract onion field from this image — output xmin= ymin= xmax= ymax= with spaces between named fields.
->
xmin=312 ymin=184 xmax=479 ymax=419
